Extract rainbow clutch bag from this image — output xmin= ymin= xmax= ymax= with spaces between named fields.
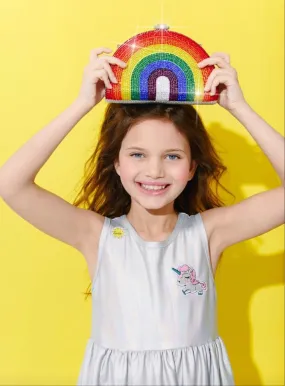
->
xmin=105 ymin=24 xmax=219 ymax=105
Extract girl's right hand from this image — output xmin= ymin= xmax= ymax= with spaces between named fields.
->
xmin=77 ymin=47 xmax=127 ymax=110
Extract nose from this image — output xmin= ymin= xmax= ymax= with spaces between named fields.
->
xmin=145 ymin=157 xmax=165 ymax=178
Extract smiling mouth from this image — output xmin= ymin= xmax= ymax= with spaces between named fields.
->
xmin=136 ymin=182 xmax=171 ymax=191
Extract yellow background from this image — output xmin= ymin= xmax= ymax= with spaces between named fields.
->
xmin=0 ymin=0 xmax=284 ymax=384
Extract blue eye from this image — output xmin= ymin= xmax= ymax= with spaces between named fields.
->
xmin=167 ymin=154 xmax=180 ymax=160
xmin=130 ymin=153 xmax=144 ymax=158
xmin=130 ymin=153 xmax=181 ymax=160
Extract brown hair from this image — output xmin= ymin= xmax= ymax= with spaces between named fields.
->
xmin=73 ymin=103 xmax=234 ymax=299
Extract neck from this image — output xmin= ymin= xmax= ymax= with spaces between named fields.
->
xmin=126 ymin=207 xmax=179 ymax=238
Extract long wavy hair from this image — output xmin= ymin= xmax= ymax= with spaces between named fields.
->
xmin=73 ymin=103 xmax=234 ymax=299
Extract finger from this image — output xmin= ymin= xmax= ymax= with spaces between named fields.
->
xmin=95 ymin=69 xmax=112 ymax=89
xmin=102 ymin=56 xmax=127 ymax=68
xmin=198 ymin=56 xmax=231 ymax=70
xmin=102 ymin=62 xmax=118 ymax=83
xmin=100 ymin=72 xmax=112 ymax=89
xmin=205 ymin=69 xmax=234 ymax=91
xmin=204 ymin=69 xmax=224 ymax=91
xmin=210 ymin=52 xmax=230 ymax=64
xmin=90 ymin=47 xmax=112 ymax=62
xmin=90 ymin=54 xmax=127 ymax=71
xmin=90 ymin=56 xmax=127 ymax=73
xmin=210 ymin=75 xmax=232 ymax=95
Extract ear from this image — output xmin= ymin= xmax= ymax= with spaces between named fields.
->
xmin=114 ymin=159 xmax=120 ymax=176
xmin=188 ymin=160 xmax=198 ymax=181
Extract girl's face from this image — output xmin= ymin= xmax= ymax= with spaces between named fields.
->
xmin=114 ymin=118 xmax=197 ymax=211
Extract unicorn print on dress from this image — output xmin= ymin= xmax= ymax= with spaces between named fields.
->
xmin=172 ymin=264 xmax=207 ymax=295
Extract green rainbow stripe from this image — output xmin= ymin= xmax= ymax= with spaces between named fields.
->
xmin=131 ymin=53 xmax=195 ymax=100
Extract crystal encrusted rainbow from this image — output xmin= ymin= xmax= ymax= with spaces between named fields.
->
xmin=105 ymin=25 xmax=219 ymax=104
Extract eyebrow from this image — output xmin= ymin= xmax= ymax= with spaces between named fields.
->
xmin=125 ymin=146 xmax=186 ymax=153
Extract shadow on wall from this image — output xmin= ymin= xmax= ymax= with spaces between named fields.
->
xmin=207 ymin=121 xmax=284 ymax=385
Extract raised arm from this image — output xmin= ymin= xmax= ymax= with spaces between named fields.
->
xmin=198 ymin=53 xmax=284 ymax=269
xmin=0 ymin=98 xmax=101 ymax=252
xmin=0 ymin=98 xmax=92 ymax=196
xmin=0 ymin=48 xmax=126 ymax=253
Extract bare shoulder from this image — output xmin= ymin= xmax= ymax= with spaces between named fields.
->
xmin=78 ymin=210 xmax=105 ymax=254
xmin=77 ymin=210 xmax=106 ymax=279
xmin=200 ymin=208 xmax=226 ymax=273
xmin=200 ymin=207 xmax=224 ymax=239
xmin=201 ymin=187 xmax=285 ymax=263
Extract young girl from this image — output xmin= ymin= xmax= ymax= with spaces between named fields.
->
xmin=0 ymin=47 xmax=284 ymax=385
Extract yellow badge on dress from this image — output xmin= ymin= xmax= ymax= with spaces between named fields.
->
xmin=112 ymin=227 xmax=125 ymax=239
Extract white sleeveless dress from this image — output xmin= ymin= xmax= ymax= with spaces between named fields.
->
xmin=77 ymin=212 xmax=235 ymax=385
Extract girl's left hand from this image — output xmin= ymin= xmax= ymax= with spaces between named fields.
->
xmin=198 ymin=53 xmax=247 ymax=112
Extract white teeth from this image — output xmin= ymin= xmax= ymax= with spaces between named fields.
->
xmin=141 ymin=184 xmax=166 ymax=191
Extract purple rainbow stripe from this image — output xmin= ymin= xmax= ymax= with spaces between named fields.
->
xmin=139 ymin=61 xmax=187 ymax=101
